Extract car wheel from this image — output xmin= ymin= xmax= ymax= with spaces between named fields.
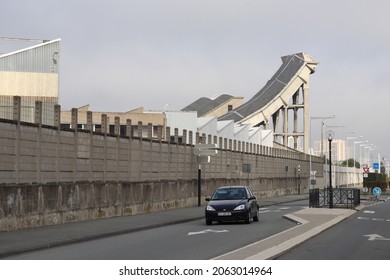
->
xmin=206 ymin=218 xmax=212 ymax=225
xmin=253 ymin=212 xmax=259 ymax=222
xmin=245 ymin=212 xmax=251 ymax=224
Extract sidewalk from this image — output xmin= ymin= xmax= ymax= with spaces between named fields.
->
xmin=0 ymin=194 xmax=358 ymax=259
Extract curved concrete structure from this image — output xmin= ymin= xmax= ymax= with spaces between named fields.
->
xmin=219 ymin=53 xmax=318 ymax=153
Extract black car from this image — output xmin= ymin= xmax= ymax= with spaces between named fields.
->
xmin=205 ymin=186 xmax=259 ymax=225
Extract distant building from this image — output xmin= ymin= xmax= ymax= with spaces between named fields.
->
xmin=313 ymin=139 xmax=346 ymax=162
xmin=181 ymin=93 xmax=244 ymax=118
xmin=0 ymin=39 xmax=60 ymax=125
xmin=61 ymin=105 xmax=167 ymax=138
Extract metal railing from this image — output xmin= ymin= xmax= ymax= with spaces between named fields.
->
xmin=309 ymin=188 xmax=360 ymax=209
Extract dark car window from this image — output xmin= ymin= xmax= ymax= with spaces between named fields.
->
xmin=246 ymin=188 xmax=253 ymax=198
xmin=212 ymin=188 xmax=247 ymax=200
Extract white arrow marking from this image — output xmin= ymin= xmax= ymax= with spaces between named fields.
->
xmin=364 ymin=234 xmax=390 ymax=241
xmin=188 ymin=229 xmax=229 ymax=236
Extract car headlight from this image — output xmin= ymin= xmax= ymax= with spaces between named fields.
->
xmin=234 ymin=204 xmax=245 ymax=211
xmin=206 ymin=205 xmax=216 ymax=211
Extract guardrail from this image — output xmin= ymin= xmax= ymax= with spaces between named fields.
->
xmin=309 ymin=188 xmax=360 ymax=209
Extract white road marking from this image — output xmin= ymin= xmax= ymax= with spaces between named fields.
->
xmin=364 ymin=234 xmax=390 ymax=241
xmin=363 ymin=210 xmax=375 ymax=214
xmin=188 ymin=229 xmax=229 ymax=236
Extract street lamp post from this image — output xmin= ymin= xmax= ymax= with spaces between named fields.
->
xmin=354 ymin=140 xmax=368 ymax=185
xmin=346 ymin=136 xmax=359 ymax=187
xmin=325 ymin=125 xmax=346 ymax=188
xmin=309 ymin=115 xmax=335 ymax=189
xmin=328 ymin=130 xmax=334 ymax=208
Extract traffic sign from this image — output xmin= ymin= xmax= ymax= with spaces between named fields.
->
xmin=194 ymin=149 xmax=217 ymax=156
xmin=194 ymin=144 xmax=218 ymax=150
xmin=194 ymin=143 xmax=218 ymax=156
xmin=372 ymin=187 xmax=382 ymax=196
xmin=373 ymin=162 xmax=379 ymax=170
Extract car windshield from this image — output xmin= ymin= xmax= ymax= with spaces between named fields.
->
xmin=211 ymin=188 xmax=247 ymax=200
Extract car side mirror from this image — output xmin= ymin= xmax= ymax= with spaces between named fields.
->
xmin=205 ymin=198 xmax=211 ymax=202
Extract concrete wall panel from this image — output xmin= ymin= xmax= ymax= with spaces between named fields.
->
xmin=0 ymin=119 xmax=332 ymax=231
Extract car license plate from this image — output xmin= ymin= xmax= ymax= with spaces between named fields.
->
xmin=218 ymin=212 xmax=231 ymax=216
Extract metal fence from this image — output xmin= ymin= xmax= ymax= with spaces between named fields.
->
xmin=309 ymin=188 xmax=360 ymax=209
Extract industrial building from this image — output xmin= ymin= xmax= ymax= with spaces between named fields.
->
xmin=0 ymin=38 xmax=60 ymax=125
xmin=1 ymin=39 xmax=317 ymax=152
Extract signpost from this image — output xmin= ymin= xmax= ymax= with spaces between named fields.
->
xmin=372 ymin=186 xmax=382 ymax=197
xmin=363 ymin=166 xmax=369 ymax=178
xmin=194 ymin=144 xmax=218 ymax=206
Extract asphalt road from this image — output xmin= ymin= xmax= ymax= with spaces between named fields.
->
xmin=4 ymin=201 xmax=308 ymax=260
xmin=277 ymin=196 xmax=390 ymax=260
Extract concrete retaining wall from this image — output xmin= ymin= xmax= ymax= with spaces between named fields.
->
xmin=0 ymin=117 xmax=324 ymax=232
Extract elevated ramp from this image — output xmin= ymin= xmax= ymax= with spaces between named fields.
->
xmin=218 ymin=53 xmax=318 ymax=153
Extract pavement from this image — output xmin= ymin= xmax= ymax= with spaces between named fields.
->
xmin=0 ymin=194 xmax=364 ymax=259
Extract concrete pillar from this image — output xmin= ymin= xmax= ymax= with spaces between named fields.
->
xmin=157 ymin=125 xmax=163 ymax=141
xmin=54 ymin=104 xmax=61 ymax=128
xmin=201 ymin=133 xmax=206 ymax=144
xmin=35 ymin=101 xmax=43 ymax=183
xmin=114 ymin=116 xmax=120 ymax=135
xmin=303 ymin=83 xmax=310 ymax=154
xmin=101 ymin=114 xmax=108 ymax=134
xmin=126 ymin=119 xmax=132 ymax=137
xmin=138 ymin=121 xmax=143 ymax=138
xmin=283 ymin=106 xmax=288 ymax=146
xmin=86 ymin=111 xmax=93 ymax=131
xmin=182 ymin=129 xmax=187 ymax=144
xmin=174 ymin=128 xmax=179 ymax=144
xmin=166 ymin=126 xmax=170 ymax=142
xmin=292 ymin=91 xmax=299 ymax=149
xmin=195 ymin=132 xmax=200 ymax=144
xmin=148 ymin=123 xmax=153 ymax=140
xmin=35 ymin=100 xmax=42 ymax=125
xmin=13 ymin=96 xmax=21 ymax=122
xmin=188 ymin=131 xmax=193 ymax=145
xmin=71 ymin=108 xmax=78 ymax=131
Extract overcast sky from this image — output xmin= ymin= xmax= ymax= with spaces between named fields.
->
xmin=2 ymin=0 xmax=389 ymax=161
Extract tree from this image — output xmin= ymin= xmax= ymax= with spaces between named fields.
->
xmin=341 ymin=158 xmax=360 ymax=168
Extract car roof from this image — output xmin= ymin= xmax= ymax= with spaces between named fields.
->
xmin=217 ymin=186 xmax=249 ymax=189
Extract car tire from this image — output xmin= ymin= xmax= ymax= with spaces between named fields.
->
xmin=245 ymin=212 xmax=251 ymax=224
xmin=206 ymin=218 xmax=212 ymax=225
xmin=253 ymin=212 xmax=259 ymax=222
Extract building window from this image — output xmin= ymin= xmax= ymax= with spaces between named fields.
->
xmin=228 ymin=105 xmax=233 ymax=111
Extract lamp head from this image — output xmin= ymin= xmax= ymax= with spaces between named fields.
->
xmin=327 ymin=130 xmax=334 ymax=141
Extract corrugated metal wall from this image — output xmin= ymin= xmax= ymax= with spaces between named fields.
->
xmin=0 ymin=39 xmax=60 ymax=73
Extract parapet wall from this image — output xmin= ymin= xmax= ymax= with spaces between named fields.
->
xmin=0 ymin=106 xmax=324 ymax=231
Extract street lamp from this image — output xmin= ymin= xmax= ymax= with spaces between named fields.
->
xmin=328 ymin=130 xmax=334 ymax=208
xmin=345 ymin=135 xmax=360 ymax=187
xmin=354 ymin=140 xmax=368 ymax=185
xmin=360 ymin=143 xmax=371 ymax=169
xmin=309 ymin=115 xmax=335 ymax=189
